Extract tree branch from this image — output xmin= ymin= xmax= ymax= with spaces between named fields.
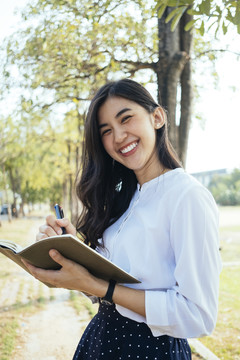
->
xmin=113 ymin=58 xmax=156 ymax=70
xmin=193 ymin=49 xmax=240 ymax=60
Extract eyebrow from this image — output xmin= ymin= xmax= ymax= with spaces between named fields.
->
xmin=98 ymin=107 xmax=132 ymax=129
xmin=115 ymin=107 xmax=132 ymax=118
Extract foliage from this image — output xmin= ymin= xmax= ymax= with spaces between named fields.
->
xmin=0 ymin=99 xmax=83 ymax=209
xmin=0 ymin=0 xmax=239 ymax=210
xmin=2 ymin=0 xmax=156 ymax=103
xmin=155 ymin=0 xmax=240 ymax=34
xmin=209 ymin=168 xmax=240 ymax=205
xmin=0 ymin=0 xmax=159 ymax=210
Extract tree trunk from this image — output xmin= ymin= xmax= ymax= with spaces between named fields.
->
xmin=156 ymin=8 xmax=193 ymax=167
xmin=71 ymin=110 xmax=84 ymax=225
xmin=8 ymin=167 xmax=19 ymax=218
xmin=62 ymin=180 xmax=69 ymax=216
xmin=2 ymin=165 xmax=12 ymax=222
xmin=19 ymin=201 xmax=25 ymax=217
xmin=179 ymin=12 xmax=193 ymax=166
xmin=71 ymin=145 xmax=81 ymax=226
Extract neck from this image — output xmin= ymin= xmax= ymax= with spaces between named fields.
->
xmin=135 ymin=163 xmax=169 ymax=186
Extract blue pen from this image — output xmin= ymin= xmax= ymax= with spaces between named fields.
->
xmin=54 ymin=204 xmax=66 ymax=234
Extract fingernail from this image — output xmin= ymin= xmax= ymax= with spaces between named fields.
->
xmin=50 ymin=249 xmax=57 ymax=256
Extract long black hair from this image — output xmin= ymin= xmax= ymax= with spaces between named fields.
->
xmin=76 ymin=79 xmax=181 ymax=248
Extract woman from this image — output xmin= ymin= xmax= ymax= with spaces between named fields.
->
xmin=22 ymin=79 xmax=222 ymax=359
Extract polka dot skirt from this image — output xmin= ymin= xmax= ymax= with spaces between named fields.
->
xmin=73 ymin=302 xmax=191 ymax=360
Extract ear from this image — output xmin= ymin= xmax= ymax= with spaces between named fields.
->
xmin=153 ymin=107 xmax=166 ymax=130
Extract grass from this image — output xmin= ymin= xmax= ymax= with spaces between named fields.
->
xmin=0 ymin=212 xmax=240 ymax=360
xmin=0 ymin=218 xmax=32 ymax=245
xmin=198 ymin=211 xmax=240 ymax=360
xmin=0 ymin=218 xmax=51 ymax=360
xmin=200 ymin=266 xmax=240 ymax=359
xmin=0 ymin=317 xmax=18 ymax=360
xmin=220 ymin=225 xmax=240 ymax=232
xmin=0 ymin=217 xmax=97 ymax=360
xmin=69 ymin=290 xmax=98 ymax=318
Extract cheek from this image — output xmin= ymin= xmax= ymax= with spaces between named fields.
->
xmin=101 ymin=137 xmax=113 ymax=155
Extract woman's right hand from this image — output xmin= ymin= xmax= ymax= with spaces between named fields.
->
xmin=36 ymin=215 xmax=77 ymax=241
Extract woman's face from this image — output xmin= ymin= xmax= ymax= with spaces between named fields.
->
xmin=98 ymin=96 xmax=165 ymax=185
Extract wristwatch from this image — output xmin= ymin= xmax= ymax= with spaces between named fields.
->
xmin=100 ymin=279 xmax=117 ymax=305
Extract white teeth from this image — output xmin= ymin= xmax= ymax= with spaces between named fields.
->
xmin=120 ymin=142 xmax=138 ymax=154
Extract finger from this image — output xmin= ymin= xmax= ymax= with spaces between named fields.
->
xmin=39 ymin=224 xmax=60 ymax=237
xmin=49 ymin=249 xmax=71 ymax=268
xmin=46 ymin=215 xmax=64 ymax=235
xmin=39 ymin=214 xmax=64 ymax=236
xmin=21 ymin=258 xmax=58 ymax=284
xmin=46 ymin=214 xmax=57 ymax=226
xmin=21 ymin=258 xmax=38 ymax=275
xmin=55 ymin=218 xmax=77 ymax=236
xmin=36 ymin=232 xmax=48 ymax=242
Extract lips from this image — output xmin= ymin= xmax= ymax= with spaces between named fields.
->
xmin=119 ymin=141 xmax=138 ymax=155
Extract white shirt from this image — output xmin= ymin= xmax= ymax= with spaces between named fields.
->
xmin=98 ymin=168 xmax=222 ymax=339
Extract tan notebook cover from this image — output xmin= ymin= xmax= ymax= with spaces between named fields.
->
xmin=0 ymin=234 xmax=140 ymax=287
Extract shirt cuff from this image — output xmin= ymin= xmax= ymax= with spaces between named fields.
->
xmin=145 ymin=290 xmax=170 ymax=335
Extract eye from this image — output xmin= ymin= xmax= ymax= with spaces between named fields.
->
xmin=121 ymin=115 xmax=132 ymax=123
xmin=101 ymin=128 xmax=111 ymax=137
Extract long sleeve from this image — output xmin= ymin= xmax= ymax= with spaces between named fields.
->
xmin=145 ymin=185 xmax=222 ymax=338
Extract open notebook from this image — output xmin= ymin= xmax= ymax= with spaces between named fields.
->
xmin=0 ymin=234 xmax=140 ymax=287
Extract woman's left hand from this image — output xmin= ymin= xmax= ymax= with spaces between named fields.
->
xmin=21 ymin=249 xmax=107 ymax=295
xmin=22 ymin=251 xmax=146 ymax=318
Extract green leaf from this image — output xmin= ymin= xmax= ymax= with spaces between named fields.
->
xmin=199 ymin=0 xmax=211 ymax=16
xmin=184 ymin=19 xmax=196 ymax=31
xmin=166 ymin=0 xmax=178 ymax=6
xmin=199 ymin=20 xmax=205 ymax=36
xmin=234 ymin=1 xmax=240 ymax=25
xmin=222 ymin=21 xmax=228 ymax=34
xmin=167 ymin=0 xmax=182 ymax=6
xmin=170 ymin=7 xmax=188 ymax=30
xmin=157 ymin=4 xmax=167 ymax=18
xmin=165 ymin=7 xmax=182 ymax=23
xmin=165 ymin=6 xmax=187 ymax=25
xmin=187 ymin=8 xmax=201 ymax=15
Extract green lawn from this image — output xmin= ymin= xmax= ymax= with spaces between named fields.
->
xmin=200 ymin=266 xmax=240 ymax=360
xmin=200 ymin=218 xmax=240 ymax=360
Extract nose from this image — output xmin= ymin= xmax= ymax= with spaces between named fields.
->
xmin=113 ymin=125 xmax=127 ymax=144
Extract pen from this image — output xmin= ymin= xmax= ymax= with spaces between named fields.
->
xmin=54 ymin=204 xmax=66 ymax=234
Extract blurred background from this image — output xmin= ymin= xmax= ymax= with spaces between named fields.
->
xmin=0 ymin=0 xmax=240 ymax=222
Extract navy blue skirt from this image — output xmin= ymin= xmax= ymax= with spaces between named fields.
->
xmin=73 ymin=302 xmax=191 ymax=359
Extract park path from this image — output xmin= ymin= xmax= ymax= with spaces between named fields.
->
xmin=0 ymin=217 xmax=90 ymax=360
xmin=10 ymin=288 xmax=89 ymax=360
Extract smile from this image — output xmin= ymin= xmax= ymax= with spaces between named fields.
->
xmin=120 ymin=141 xmax=138 ymax=154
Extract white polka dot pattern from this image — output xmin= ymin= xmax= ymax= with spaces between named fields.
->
xmin=72 ymin=303 xmax=191 ymax=359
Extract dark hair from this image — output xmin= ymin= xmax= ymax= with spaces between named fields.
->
xmin=76 ymin=78 xmax=181 ymax=248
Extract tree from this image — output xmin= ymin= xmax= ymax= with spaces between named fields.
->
xmin=1 ymin=0 xmax=192 ymax=166
xmin=0 ymin=105 xmax=78 ymax=217
xmin=209 ymin=169 xmax=240 ymax=205
xmin=1 ymin=0 xmax=239 ymax=187
xmin=155 ymin=0 xmax=240 ymax=35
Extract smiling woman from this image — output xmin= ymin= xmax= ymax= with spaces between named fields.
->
xmin=98 ymin=97 xmax=166 ymax=184
xmin=23 ymin=79 xmax=222 ymax=360
xmin=78 ymin=79 xmax=181 ymax=248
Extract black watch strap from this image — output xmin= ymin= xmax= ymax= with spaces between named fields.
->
xmin=100 ymin=279 xmax=117 ymax=305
